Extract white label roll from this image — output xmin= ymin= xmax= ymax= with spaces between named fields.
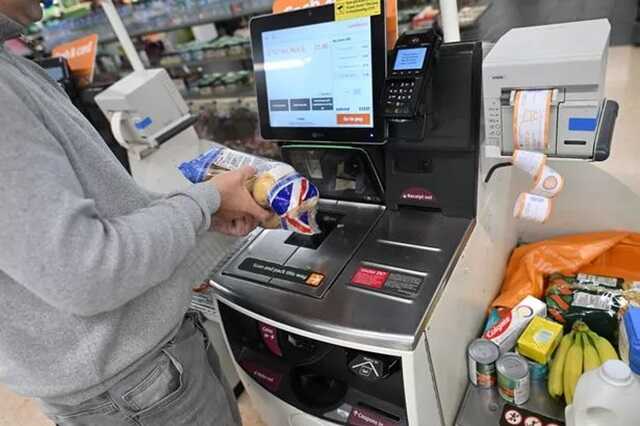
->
xmin=514 ymin=193 xmax=553 ymax=223
xmin=531 ymin=165 xmax=564 ymax=198
xmin=512 ymin=150 xmax=546 ymax=180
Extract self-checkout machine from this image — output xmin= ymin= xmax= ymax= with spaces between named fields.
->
xmin=208 ymin=1 xmax=491 ymax=425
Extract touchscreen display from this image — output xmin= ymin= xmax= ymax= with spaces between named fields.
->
xmin=393 ymin=47 xmax=428 ymax=71
xmin=262 ymin=17 xmax=373 ymax=128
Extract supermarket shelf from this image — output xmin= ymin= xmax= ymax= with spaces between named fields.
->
xmin=183 ymin=85 xmax=256 ymax=102
xmin=100 ymin=7 xmax=269 ymax=44
xmin=162 ymin=53 xmax=251 ymax=69
xmin=42 ymin=2 xmax=271 ymax=48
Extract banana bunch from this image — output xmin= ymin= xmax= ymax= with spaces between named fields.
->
xmin=547 ymin=321 xmax=619 ymax=404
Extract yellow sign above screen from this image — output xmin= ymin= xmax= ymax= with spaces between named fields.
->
xmin=335 ymin=0 xmax=381 ymax=21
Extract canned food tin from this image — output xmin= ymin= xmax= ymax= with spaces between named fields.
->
xmin=497 ymin=353 xmax=530 ymax=405
xmin=468 ymin=339 xmax=500 ymax=388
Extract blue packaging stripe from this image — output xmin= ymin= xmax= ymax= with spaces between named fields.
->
xmin=306 ymin=183 xmax=319 ymax=199
xmin=568 ymin=117 xmax=597 ymax=132
xmin=178 ymin=148 xmax=222 ymax=183
xmin=269 ymin=176 xmax=320 ymax=216
xmin=268 ymin=173 xmax=302 ymax=204
xmin=624 ymin=308 xmax=640 ymax=374
xmin=271 ymin=184 xmax=293 ymax=216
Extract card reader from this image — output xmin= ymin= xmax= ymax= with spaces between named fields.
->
xmin=383 ymin=28 xmax=441 ymax=119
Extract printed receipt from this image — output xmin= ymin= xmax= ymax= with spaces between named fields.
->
xmin=510 ymin=90 xmax=564 ymax=222
xmin=512 ymin=90 xmax=553 ymax=151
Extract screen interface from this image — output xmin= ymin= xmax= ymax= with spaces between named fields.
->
xmin=393 ymin=47 xmax=428 ymax=71
xmin=262 ymin=17 xmax=373 ymax=128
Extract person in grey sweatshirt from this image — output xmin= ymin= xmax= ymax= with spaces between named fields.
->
xmin=0 ymin=0 xmax=272 ymax=424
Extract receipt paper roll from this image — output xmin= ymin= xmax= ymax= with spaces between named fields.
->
xmin=531 ymin=165 xmax=564 ymax=198
xmin=512 ymin=90 xmax=553 ymax=151
xmin=512 ymin=149 xmax=546 ymax=180
xmin=514 ymin=193 xmax=553 ymax=223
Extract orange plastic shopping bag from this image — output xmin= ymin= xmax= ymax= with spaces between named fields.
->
xmin=492 ymin=231 xmax=640 ymax=308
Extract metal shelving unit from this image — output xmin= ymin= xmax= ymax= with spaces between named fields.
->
xmin=40 ymin=0 xmax=272 ymax=49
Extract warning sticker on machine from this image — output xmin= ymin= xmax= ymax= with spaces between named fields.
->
xmin=352 ymin=267 xmax=389 ymax=289
xmin=351 ymin=265 xmax=423 ymax=298
xmin=500 ymin=404 xmax=564 ymax=426
xmin=239 ymin=258 xmax=324 ymax=287
xmin=348 ymin=406 xmax=399 ymax=426
xmin=385 ymin=273 xmax=423 ymax=297
xmin=335 ymin=0 xmax=381 ymax=21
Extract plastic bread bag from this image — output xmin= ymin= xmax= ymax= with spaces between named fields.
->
xmin=179 ymin=145 xmax=321 ymax=235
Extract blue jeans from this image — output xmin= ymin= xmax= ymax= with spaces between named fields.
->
xmin=40 ymin=313 xmax=241 ymax=426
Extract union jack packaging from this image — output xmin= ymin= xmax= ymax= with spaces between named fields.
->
xmin=179 ymin=145 xmax=321 ymax=235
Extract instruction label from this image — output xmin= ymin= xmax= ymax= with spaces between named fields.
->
xmin=335 ymin=0 xmax=381 ymax=21
xmin=239 ymin=257 xmax=325 ymax=287
xmin=351 ymin=265 xmax=423 ymax=298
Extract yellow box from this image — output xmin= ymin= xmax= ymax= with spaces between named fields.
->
xmin=516 ymin=316 xmax=563 ymax=365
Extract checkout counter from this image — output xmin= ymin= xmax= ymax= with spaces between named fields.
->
xmin=94 ymin=2 xmax=619 ymax=424
xmin=207 ymin=5 xmax=619 ymax=425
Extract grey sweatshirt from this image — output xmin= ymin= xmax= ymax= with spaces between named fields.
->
xmin=0 ymin=15 xmax=224 ymax=404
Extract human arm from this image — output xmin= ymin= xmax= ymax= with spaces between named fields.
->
xmin=0 ymin=91 xmax=220 ymax=317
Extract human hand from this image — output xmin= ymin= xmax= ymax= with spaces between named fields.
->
xmin=209 ymin=166 xmax=272 ymax=236
xmin=210 ymin=211 xmax=259 ymax=236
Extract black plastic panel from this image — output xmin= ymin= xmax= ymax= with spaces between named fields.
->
xmin=593 ymin=100 xmax=619 ymax=162
xmin=219 ymin=302 xmax=408 ymax=425
xmin=385 ymin=41 xmax=482 ymax=217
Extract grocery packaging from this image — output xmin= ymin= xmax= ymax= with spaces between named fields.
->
xmin=492 ymin=231 xmax=640 ymax=309
xmin=547 ymin=321 xmax=619 ymax=404
xmin=576 ymin=272 xmax=623 ymax=289
xmin=522 ymin=355 xmax=548 ymax=380
xmin=516 ymin=316 xmax=563 ymax=364
xmin=619 ymin=307 xmax=640 ymax=374
xmin=484 ymin=296 xmax=547 ymax=353
xmin=179 ymin=145 xmax=321 ymax=235
xmin=467 ymin=339 xmax=500 ymax=388
xmin=496 ymin=353 xmax=530 ymax=405
xmin=482 ymin=307 xmax=508 ymax=334
xmin=565 ymin=360 xmax=640 ymax=426
xmin=545 ymin=273 xmax=624 ymax=343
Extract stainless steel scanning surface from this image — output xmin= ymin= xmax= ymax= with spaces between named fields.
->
xmin=212 ymin=199 xmax=473 ymax=351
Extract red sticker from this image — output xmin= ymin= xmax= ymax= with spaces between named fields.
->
xmin=352 ymin=267 xmax=390 ymax=289
xmin=348 ymin=407 xmax=399 ymax=426
xmin=240 ymin=360 xmax=283 ymax=393
xmin=258 ymin=322 xmax=283 ymax=357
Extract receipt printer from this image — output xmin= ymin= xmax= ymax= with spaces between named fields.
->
xmin=95 ymin=69 xmax=197 ymax=158
xmin=483 ymin=19 xmax=618 ymax=160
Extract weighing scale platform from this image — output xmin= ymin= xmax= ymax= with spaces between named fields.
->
xmin=215 ymin=202 xmax=473 ymax=351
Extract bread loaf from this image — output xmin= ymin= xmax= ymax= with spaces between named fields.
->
xmin=179 ymin=145 xmax=320 ymax=235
